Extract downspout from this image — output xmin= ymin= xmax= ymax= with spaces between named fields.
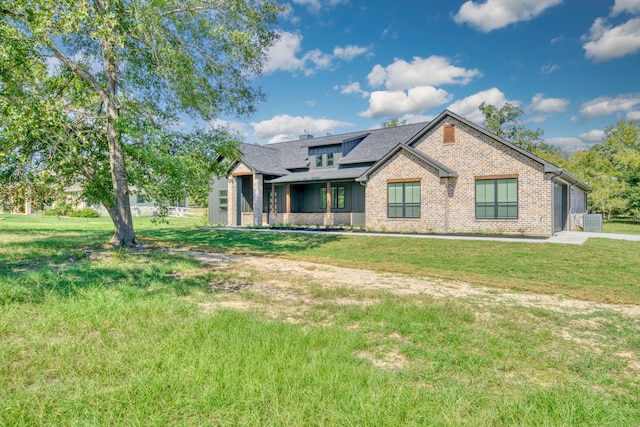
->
xmin=359 ymin=180 xmax=367 ymax=227
xmin=568 ymin=183 xmax=575 ymax=231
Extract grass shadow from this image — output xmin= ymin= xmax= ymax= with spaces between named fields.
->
xmin=138 ymin=228 xmax=343 ymax=254
xmin=0 ymin=248 xmax=229 ymax=305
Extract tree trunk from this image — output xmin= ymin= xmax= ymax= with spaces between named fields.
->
xmin=102 ymin=38 xmax=138 ymax=246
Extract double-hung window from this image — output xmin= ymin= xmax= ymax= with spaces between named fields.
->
xmin=475 ymin=178 xmax=518 ymax=219
xmin=387 ymin=181 xmax=420 ymax=218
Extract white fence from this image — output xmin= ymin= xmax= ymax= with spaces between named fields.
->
xmin=167 ymin=206 xmax=206 ymax=218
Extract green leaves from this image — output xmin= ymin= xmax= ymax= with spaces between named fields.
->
xmin=568 ymin=120 xmax=640 ymax=217
xmin=1 ymin=0 xmax=279 ymax=234
xmin=479 ymin=102 xmax=545 ymax=152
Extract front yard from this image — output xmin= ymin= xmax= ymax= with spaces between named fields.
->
xmin=0 ymin=215 xmax=638 ymax=425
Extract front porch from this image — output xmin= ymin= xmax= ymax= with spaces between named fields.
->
xmin=231 ymin=173 xmax=365 ymax=227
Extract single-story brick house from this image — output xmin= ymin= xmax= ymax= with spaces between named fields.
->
xmin=208 ymin=110 xmax=590 ymax=236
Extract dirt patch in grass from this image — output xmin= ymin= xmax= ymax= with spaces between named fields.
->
xmin=170 ymin=250 xmax=639 ymax=373
xmin=202 ymin=253 xmax=640 ymax=319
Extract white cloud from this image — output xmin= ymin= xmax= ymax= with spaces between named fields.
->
xmin=303 ymin=49 xmax=333 ymax=71
xmin=279 ymin=4 xmax=300 ymax=25
xmin=359 ymin=86 xmax=451 ymax=119
xmin=546 ymin=130 xmax=605 ymax=152
xmin=627 ymin=110 xmax=640 ymax=119
xmin=366 ymin=64 xmax=387 ymax=87
xmin=540 ymin=63 xmax=560 ymax=74
xmin=207 ymin=119 xmax=250 ymax=138
xmin=612 ymin=0 xmax=640 ymax=16
xmin=400 ymin=113 xmax=436 ymax=124
xmin=578 ymin=94 xmax=640 ymax=120
xmin=454 ymin=0 xmax=563 ymax=32
xmin=366 ymin=56 xmax=480 ymax=90
xmin=333 ymin=45 xmax=369 ymax=61
xmin=447 ymin=88 xmax=517 ymax=123
xmin=529 ymin=115 xmax=548 ymax=124
xmin=264 ymin=31 xmax=371 ymax=75
xmin=381 ymin=26 xmax=398 ymax=40
xmin=46 ymin=51 xmax=103 ymax=76
xmin=267 ymin=134 xmax=295 ymax=144
xmin=263 ymin=31 xmax=305 ymax=74
xmin=252 ymin=115 xmax=353 ymax=141
xmin=45 ymin=56 xmax=62 ymax=76
xmin=531 ymin=93 xmax=569 ymax=114
xmin=579 ymin=129 xmax=606 ymax=143
xmin=335 ymin=82 xmax=369 ymax=98
xmin=292 ymin=0 xmax=347 ymax=12
xmin=582 ymin=17 xmax=640 ymax=61
xmin=545 ymin=137 xmax=593 ymax=152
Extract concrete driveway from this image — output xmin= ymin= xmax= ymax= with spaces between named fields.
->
xmin=217 ymin=227 xmax=640 ymax=245
xmin=547 ymin=231 xmax=640 ymax=245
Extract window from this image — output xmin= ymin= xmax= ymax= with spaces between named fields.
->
xmin=320 ymin=186 xmax=345 ymax=210
xmin=219 ymin=190 xmax=228 ymax=213
xmin=311 ymin=149 xmax=340 ymax=168
xmin=387 ymin=182 xmax=420 ymax=218
xmin=326 ymin=152 xmax=334 ymax=167
xmin=136 ymin=195 xmax=146 ymax=204
xmin=335 ymin=186 xmax=344 ymax=209
xmin=475 ymin=178 xmax=518 ymax=219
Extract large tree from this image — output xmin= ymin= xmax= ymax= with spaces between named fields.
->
xmin=1 ymin=0 xmax=280 ymax=245
xmin=479 ymin=101 xmax=570 ymax=168
xmin=479 ymin=102 xmax=547 ymax=152
xmin=567 ymin=149 xmax=627 ymax=219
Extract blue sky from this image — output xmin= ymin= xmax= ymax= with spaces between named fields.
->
xmin=212 ymin=0 xmax=640 ymax=152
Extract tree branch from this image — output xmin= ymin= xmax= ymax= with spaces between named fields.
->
xmin=47 ymin=37 xmax=108 ymax=103
xmin=161 ymin=4 xmax=220 ymax=17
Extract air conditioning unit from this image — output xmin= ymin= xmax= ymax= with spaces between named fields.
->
xmin=582 ymin=214 xmax=602 ymax=233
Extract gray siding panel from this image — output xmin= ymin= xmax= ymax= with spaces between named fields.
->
xmin=289 ymin=181 xmax=363 ymax=213
xmin=351 ymin=182 xmax=365 ymax=213
xmin=208 ymin=177 xmax=229 ymax=225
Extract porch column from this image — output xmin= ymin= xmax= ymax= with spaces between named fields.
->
xmin=286 ymin=184 xmax=291 ymax=213
xmin=228 ymin=177 xmax=235 ymax=226
xmin=325 ymin=181 xmax=334 ymax=226
xmin=253 ymin=173 xmax=263 ymax=226
xmin=271 ymin=183 xmax=276 ymax=214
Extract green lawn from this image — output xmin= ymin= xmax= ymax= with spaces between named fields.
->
xmin=1 ymin=215 xmax=639 ymax=425
xmin=603 ymin=217 xmax=640 ymax=235
xmin=139 ymin=224 xmax=640 ymax=305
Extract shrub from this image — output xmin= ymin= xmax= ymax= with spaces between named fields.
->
xmin=43 ymin=202 xmax=72 ymax=216
xmin=69 ymin=207 xmax=100 ymax=218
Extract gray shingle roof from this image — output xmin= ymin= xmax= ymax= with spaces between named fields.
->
xmin=338 ymin=123 xmax=427 ymax=165
xmin=357 ymin=144 xmax=457 ymax=182
xmin=237 ymin=143 xmax=289 ymax=176
xmin=238 ymin=123 xmax=429 ymax=181
xmin=267 ymin=167 xmax=370 ymax=184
